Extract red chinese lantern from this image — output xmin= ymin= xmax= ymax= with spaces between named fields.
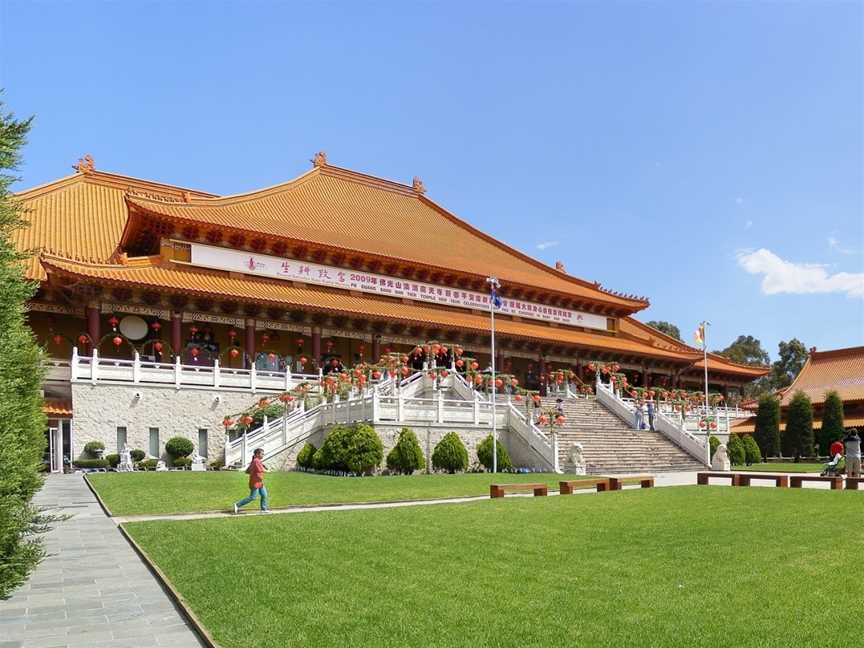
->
xmin=239 ymin=414 xmax=253 ymax=426
xmin=440 ymin=369 xmax=449 ymax=378
xmin=511 ymin=377 xmax=519 ymax=386
xmin=372 ymin=370 xmax=381 ymax=380
xmin=150 ymin=321 xmax=161 ymax=332
xmin=279 ymin=393 xmax=294 ymax=403
xmin=153 ymin=341 xmax=163 ymax=353
xmin=441 ymin=345 xmax=448 ymax=354
xmin=52 ymin=334 xmax=63 ymax=346
xmin=78 ymin=334 xmax=89 ymax=345
xmin=258 ymin=397 xmax=269 ymax=408
xmin=222 ymin=417 xmax=234 ymax=428
xmin=401 ymin=354 xmax=409 ymax=363
xmin=190 ymin=326 xmax=198 ymax=335
xmin=229 ymin=348 xmax=240 ymax=359
xmin=299 ymin=355 xmax=308 ymax=366
xmin=228 ymin=328 xmax=237 ymax=339
xmin=427 ymin=371 xmax=436 ymax=378
xmin=538 ymin=414 xmax=548 ymax=425
xmin=474 ymin=375 xmax=483 ymax=385
xmin=190 ymin=347 xmax=200 ymax=358
xmin=261 ymin=334 xmax=270 ymax=345
xmin=108 ymin=315 xmax=119 ymax=329
xmin=470 ymin=361 xmax=479 ymax=370
xmin=431 ymin=343 xmax=440 ymax=354
xmin=514 ymin=394 xmax=523 ymax=402
xmin=532 ymin=394 xmax=541 ymax=403
xmin=112 ymin=335 xmax=123 ymax=347
xmin=384 ymin=347 xmax=391 ymax=354
xmin=401 ymin=366 xmax=410 ymax=377
xmin=455 ymin=359 xmax=464 ymax=368
xmin=296 ymin=338 xmax=304 ymax=347
xmin=267 ymin=352 xmax=276 ymax=362
xmin=554 ymin=414 xmax=566 ymax=426
xmin=494 ymin=378 xmax=503 ymax=388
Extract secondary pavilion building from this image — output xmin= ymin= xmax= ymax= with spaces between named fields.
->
xmin=15 ymin=153 xmax=766 ymax=465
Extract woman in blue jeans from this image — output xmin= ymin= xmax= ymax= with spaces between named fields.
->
xmin=233 ymin=448 xmax=269 ymax=513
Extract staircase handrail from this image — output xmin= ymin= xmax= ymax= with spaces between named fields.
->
xmin=506 ymin=402 xmax=559 ymax=473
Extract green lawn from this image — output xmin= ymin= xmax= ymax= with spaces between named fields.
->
xmin=124 ymin=487 xmax=864 ymax=648
xmin=736 ymin=462 xmax=823 ymax=473
xmin=88 ymin=471 xmax=593 ymax=515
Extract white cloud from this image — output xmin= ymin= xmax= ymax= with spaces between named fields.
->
xmin=536 ymin=240 xmax=559 ymax=250
xmin=736 ymin=248 xmax=864 ymax=298
xmin=828 ymin=236 xmax=857 ymax=255
xmin=744 ymin=220 xmax=753 ymax=230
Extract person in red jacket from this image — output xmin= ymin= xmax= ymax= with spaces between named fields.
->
xmin=829 ymin=439 xmax=844 ymax=459
xmin=233 ymin=448 xmax=269 ymax=513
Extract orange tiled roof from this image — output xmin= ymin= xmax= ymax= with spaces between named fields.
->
xmin=13 ymin=169 xmax=215 ymax=281
xmin=729 ymin=414 xmax=864 ymax=434
xmin=780 ymin=346 xmax=864 ymax=406
xmin=618 ymin=318 xmax=769 ymax=378
xmin=40 ymin=254 xmax=693 ymax=363
xmin=124 ymin=164 xmax=647 ymax=310
xmin=43 ymin=399 xmax=73 ymax=418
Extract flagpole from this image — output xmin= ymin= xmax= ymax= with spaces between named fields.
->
xmin=702 ymin=321 xmax=710 ymax=415
xmin=487 ymin=276 xmax=500 ymax=474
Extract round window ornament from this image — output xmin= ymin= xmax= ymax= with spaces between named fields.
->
xmin=119 ymin=315 xmax=148 ymax=340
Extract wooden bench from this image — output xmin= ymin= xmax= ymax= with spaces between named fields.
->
xmin=697 ymin=472 xmax=740 ymax=486
xmin=559 ymin=478 xmax=610 ymax=494
xmin=490 ymin=483 xmax=548 ymax=498
xmin=736 ymin=473 xmax=789 ymax=488
xmin=790 ymin=475 xmax=843 ymax=490
xmin=845 ymin=477 xmax=863 ymax=490
xmin=607 ymin=475 xmax=654 ymax=490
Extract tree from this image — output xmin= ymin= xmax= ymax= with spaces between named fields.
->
xmin=742 ymin=435 xmax=762 ymax=465
xmin=476 ymin=434 xmax=512 ymax=472
xmin=646 ymin=321 xmax=681 ymax=341
xmin=770 ymin=339 xmax=808 ymax=390
xmin=783 ymin=391 xmax=814 ymax=459
xmin=431 ymin=432 xmax=468 ymax=473
xmin=0 ymin=101 xmax=52 ymax=599
xmin=727 ymin=434 xmax=746 ymax=465
xmin=819 ymin=390 xmax=845 ymax=456
xmin=386 ymin=428 xmax=425 ymax=475
xmin=753 ymin=394 xmax=781 ymax=458
xmin=715 ymin=335 xmax=770 ymax=367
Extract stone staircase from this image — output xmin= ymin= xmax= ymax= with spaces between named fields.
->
xmin=541 ymin=397 xmax=705 ymax=474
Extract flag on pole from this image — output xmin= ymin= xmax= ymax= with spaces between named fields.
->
xmin=694 ymin=323 xmax=705 ymax=348
xmin=490 ymin=286 xmax=502 ymax=309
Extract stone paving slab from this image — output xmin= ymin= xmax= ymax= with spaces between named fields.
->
xmin=0 ymin=475 xmax=204 ymax=648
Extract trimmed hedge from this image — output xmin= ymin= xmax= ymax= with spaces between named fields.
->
xmin=73 ymin=458 xmax=109 ymax=469
xmin=209 ymin=459 xmax=225 ymax=471
xmin=105 ymin=454 xmax=120 ymax=468
xmin=432 ymin=432 xmax=469 ymax=473
xmin=297 ymin=442 xmax=317 ymax=469
xmin=171 ymin=456 xmax=192 ymax=469
xmin=742 ymin=435 xmax=762 ymax=465
xmin=314 ymin=423 xmax=384 ymax=474
xmin=727 ymin=434 xmax=746 ymax=466
xmin=130 ymin=449 xmax=146 ymax=462
xmin=386 ymin=428 xmax=425 ymax=475
xmin=84 ymin=441 xmax=105 ymax=456
xmin=165 ymin=436 xmax=194 ymax=459
xmin=136 ymin=459 xmax=159 ymax=471
xmin=476 ymin=434 xmax=512 ymax=471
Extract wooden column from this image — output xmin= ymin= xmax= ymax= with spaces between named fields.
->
xmin=171 ymin=311 xmax=182 ymax=357
xmin=372 ymin=335 xmax=381 ymax=362
xmin=86 ymin=303 xmax=100 ymax=345
xmin=312 ymin=326 xmax=322 ymax=368
xmin=245 ymin=318 xmax=256 ymax=368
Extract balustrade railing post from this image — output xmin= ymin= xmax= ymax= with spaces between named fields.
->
xmin=132 ymin=351 xmax=141 ymax=384
xmin=282 ymin=411 xmax=288 ymax=446
xmin=241 ymin=432 xmax=248 ymax=467
xmin=71 ymin=346 xmax=79 ymax=381
xmin=250 ymin=364 xmax=257 ymax=394
xmin=553 ymin=432 xmax=560 ymax=473
xmin=473 ymin=396 xmax=480 ymax=425
xmin=285 ymin=368 xmax=291 ymax=391
xmin=174 ymin=355 xmax=182 ymax=390
xmin=437 ymin=391 xmax=444 ymax=423
xmin=213 ymin=359 xmax=221 ymax=388
xmin=397 ymin=390 xmax=404 ymax=422
xmin=372 ymin=390 xmax=380 ymax=423
xmin=91 ymin=349 xmax=99 ymax=385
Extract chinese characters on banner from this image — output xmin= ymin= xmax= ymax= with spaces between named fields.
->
xmin=189 ymin=243 xmax=609 ymax=331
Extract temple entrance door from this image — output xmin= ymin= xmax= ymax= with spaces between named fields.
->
xmin=47 ymin=426 xmax=63 ymax=473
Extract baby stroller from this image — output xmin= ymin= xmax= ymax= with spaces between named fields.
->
xmin=821 ymin=454 xmax=846 ymax=477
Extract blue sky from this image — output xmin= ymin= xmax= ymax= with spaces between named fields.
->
xmin=2 ymin=1 xmax=862 ymax=359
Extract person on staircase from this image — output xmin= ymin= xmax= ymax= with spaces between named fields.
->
xmin=647 ymin=399 xmax=655 ymax=431
xmin=634 ymin=399 xmax=645 ymax=430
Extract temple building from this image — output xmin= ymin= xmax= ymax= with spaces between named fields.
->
xmin=732 ymin=346 xmax=864 ymax=435
xmin=15 ymin=153 xmax=767 ymax=469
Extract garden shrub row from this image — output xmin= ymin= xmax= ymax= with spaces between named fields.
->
xmin=308 ymin=423 xmax=384 ymax=474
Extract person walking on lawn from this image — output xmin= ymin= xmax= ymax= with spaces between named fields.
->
xmin=233 ymin=448 xmax=269 ymax=513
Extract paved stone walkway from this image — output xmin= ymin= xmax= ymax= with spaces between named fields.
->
xmin=0 ymin=475 xmax=204 ymax=648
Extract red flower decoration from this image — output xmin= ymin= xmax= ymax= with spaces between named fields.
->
xmin=279 ymin=393 xmax=294 ymax=403
xmin=229 ymin=348 xmax=240 ymax=359
xmin=112 ymin=335 xmax=123 ymax=347
xmin=78 ymin=334 xmax=90 ymax=345
xmin=222 ymin=417 xmax=234 ymax=427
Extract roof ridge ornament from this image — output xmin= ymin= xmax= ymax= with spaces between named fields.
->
xmin=412 ymin=176 xmax=426 ymax=194
xmin=312 ymin=151 xmax=328 ymax=167
xmin=555 ymin=260 xmax=566 ymax=273
xmin=73 ymin=154 xmax=95 ymax=174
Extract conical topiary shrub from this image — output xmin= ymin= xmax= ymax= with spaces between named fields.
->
xmin=386 ymin=427 xmax=425 ymax=475
xmin=431 ymin=432 xmax=469 ymax=474
xmin=476 ymin=434 xmax=512 ymax=471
